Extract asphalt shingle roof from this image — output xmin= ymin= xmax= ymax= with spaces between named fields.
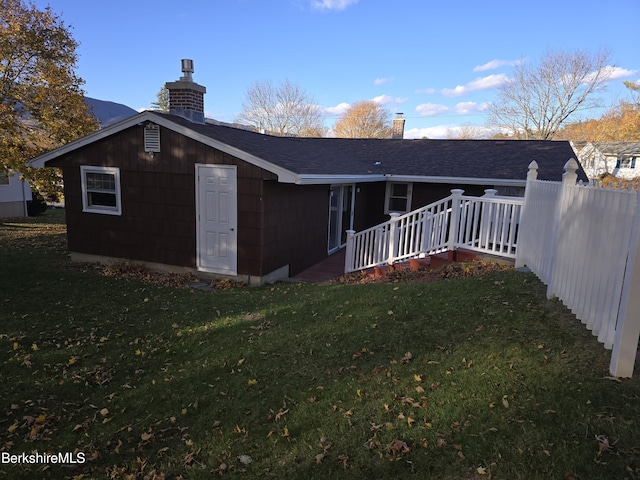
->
xmin=159 ymin=113 xmax=585 ymax=182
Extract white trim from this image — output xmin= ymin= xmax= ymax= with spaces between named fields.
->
xmin=296 ymin=174 xmax=385 ymax=185
xmin=80 ymin=166 xmax=122 ymax=215
xmin=384 ymin=174 xmax=526 ymax=187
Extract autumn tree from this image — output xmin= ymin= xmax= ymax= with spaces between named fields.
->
xmin=557 ymin=81 xmax=640 ymax=143
xmin=236 ymin=79 xmax=326 ymax=137
xmin=333 ymin=100 xmax=392 ymax=138
xmin=151 ymin=86 xmax=170 ymax=112
xmin=488 ymin=49 xmax=613 ymax=140
xmin=1 ymin=0 xmax=99 ymax=197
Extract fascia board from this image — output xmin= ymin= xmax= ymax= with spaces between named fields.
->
xmin=294 ymin=174 xmax=386 ymax=185
xmin=384 ymin=175 xmax=526 ymax=187
xmin=28 ymin=112 xmax=154 ymax=168
xmin=151 ymin=116 xmax=300 ymax=183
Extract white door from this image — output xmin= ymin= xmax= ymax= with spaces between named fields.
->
xmin=196 ymin=164 xmax=237 ymax=275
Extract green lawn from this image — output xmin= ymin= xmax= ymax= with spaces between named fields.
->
xmin=1 ymin=210 xmax=640 ymax=479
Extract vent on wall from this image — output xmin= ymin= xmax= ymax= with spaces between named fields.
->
xmin=144 ymin=123 xmax=161 ymax=152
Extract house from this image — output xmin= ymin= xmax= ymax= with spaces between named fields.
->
xmin=577 ymin=142 xmax=640 ymax=180
xmin=0 ymin=171 xmax=32 ymax=218
xmin=30 ymin=60 xmax=586 ymax=284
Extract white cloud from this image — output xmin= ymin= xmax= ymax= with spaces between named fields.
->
xmin=584 ymin=66 xmax=637 ymax=83
xmin=415 ymin=87 xmax=436 ymax=94
xmin=405 ymin=125 xmax=506 ymax=140
xmin=454 ymin=101 xmax=491 ymax=115
xmin=372 ymin=94 xmax=407 ymax=106
xmin=473 ymin=59 xmax=523 ymax=72
xmin=323 ymin=102 xmax=350 ymax=116
xmin=374 ymin=77 xmax=392 ymax=86
xmin=415 ymin=103 xmax=450 ymax=116
xmin=441 ymin=74 xmax=510 ymax=97
xmin=310 ymin=0 xmax=358 ymax=11
xmin=404 ymin=126 xmax=451 ymax=139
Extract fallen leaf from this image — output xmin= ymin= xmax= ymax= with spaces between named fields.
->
xmin=595 ymin=434 xmax=610 ymax=454
xmin=238 ymin=454 xmax=253 ymax=465
xmin=315 ymin=453 xmax=325 ymax=464
xmin=477 ymin=466 xmax=488 ymax=475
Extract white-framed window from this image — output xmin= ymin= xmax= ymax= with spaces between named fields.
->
xmin=616 ymin=157 xmax=637 ymax=169
xmin=80 ymin=166 xmax=121 ymax=215
xmin=385 ymin=182 xmax=413 ymax=213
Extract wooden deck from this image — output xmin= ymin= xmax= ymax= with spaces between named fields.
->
xmin=292 ymin=249 xmax=346 ymax=283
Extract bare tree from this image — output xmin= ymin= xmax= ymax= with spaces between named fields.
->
xmin=333 ymin=100 xmax=392 ymax=138
xmin=446 ymin=124 xmax=487 ymax=139
xmin=488 ymin=49 xmax=613 ymax=139
xmin=236 ymin=80 xmax=326 ymax=137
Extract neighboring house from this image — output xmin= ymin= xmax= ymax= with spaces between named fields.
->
xmin=577 ymin=142 xmax=640 ymax=180
xmin=30 ymin=60 xmax=586 ymax=284
xmin=0 ymin=171 xmax=32 ymax=218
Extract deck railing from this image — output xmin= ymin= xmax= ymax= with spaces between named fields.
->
xmin=345 ymin=189 xmax=523 ymax=273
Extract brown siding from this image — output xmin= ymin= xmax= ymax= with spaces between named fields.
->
xmin=353 ymin=182 xmax=387 ymax=230
xmin=410 ymin=183 xmax=489 ymax=209
xmin=262 ymin=181 xmax=328 ymax=276
xmin=52 ymin=125 xmax=277 ymax=276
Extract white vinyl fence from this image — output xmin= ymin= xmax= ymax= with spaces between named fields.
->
xmin=516 ymin=160 xmax=640 ymax=377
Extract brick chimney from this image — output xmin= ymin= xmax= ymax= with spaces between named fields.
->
xmin=165 ymin=59 xmax=206 ymax=124
xmin=392 ymin=113 xmax=405 ymax=139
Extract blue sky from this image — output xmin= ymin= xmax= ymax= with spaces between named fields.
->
xmin=33 ymin=0 xmax=640 ymax=138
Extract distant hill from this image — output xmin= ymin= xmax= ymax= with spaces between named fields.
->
xmin=85 ymin=97 xmax=138 ymax=127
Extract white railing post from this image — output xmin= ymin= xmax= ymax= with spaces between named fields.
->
xmin=388 ymin=212 xmax=401 ymax=264
xmin=483 ymin=189 xmax=497 ymax=198
xmin=481 ymin=189 xmax=497 ymax=249
xmin=610 ymin=192 xmax=640 ymax=377
xmin=515 ymin=161 xmax=539 ymax=268
xmin=448 ymin=189 xmax=464 ymax=251
xmin=344 ymin=229 xmax=356 ymax=273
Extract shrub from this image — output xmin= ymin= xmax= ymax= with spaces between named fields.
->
xmin=27 ymin=191 xmax=47 ymax=216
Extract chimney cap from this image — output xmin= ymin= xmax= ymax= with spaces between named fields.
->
xmin=180 ymin=59 xmax=194 ymax=81
xmin=395 ymin=112 xmax=404 ymax=118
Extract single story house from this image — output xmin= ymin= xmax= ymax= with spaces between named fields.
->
xmin=30 ymin=60 xmax=586 ymax=284
xmin=0 ymin=171 xmax=32 ymax=218
xmin=577 ymin=142 xmax=640 ymax=180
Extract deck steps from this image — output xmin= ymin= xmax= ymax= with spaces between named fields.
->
xmin=364 ymin=249 xmax=478 ymax=279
